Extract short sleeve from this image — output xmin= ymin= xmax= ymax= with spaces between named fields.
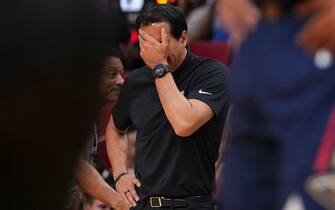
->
xmin=187 ymin=62 xmax=229 ymax=116
xmin=112 ymin=79 xmax=132 ymax=131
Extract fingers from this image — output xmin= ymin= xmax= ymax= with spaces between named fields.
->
xmin=115 ymin=174 xmax=141 ymax=208
xmin=128 ymin=186 xmax=139 ymax=201
xmin=116 ymin=194 xmax=130 ymax=210
xmin=120 ymin=191 xmax=132 ymax=208
xmin=137 ymin=28 xmax=169 ymax=68
xmin=125 ymin=190 xmax=137 ymax=207
xmin=119 ymin=187 xmax=137 ymax=208
xmin=138 ymin=35 xmax=149 ymax=49
xmin=128 ymin=178 xmax=141 ymax=202
xmin=138 ymin=28 xmax=168 ymax=50
xmin=161 ymin=28 xmax=169 ymax=48
xmin=139 ymin=29 xmax=159 ymax=45
xmin=138 ymin=35 xmax=149 ymax=58
xmin=132 ymin=177 xmax=141 ymax=188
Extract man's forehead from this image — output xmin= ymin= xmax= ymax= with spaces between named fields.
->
xmin=140 ymin=22 xmax=170 ymax=31
xmin=105 ymin=56 xmax=121 ymax=65
xmin=150 ymin=22 xmax=169 ymax=28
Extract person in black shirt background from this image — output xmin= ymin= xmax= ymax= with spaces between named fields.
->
xmin=216 ymin=0 xmax=335 ymax=210
xmin=106 ymin=4 xmax=229 ymax=210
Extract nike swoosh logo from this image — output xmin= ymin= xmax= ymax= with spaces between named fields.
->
xmin=181 ymin=90 xmax=185 ymax=95
xmin=198 ymin=89 xmax=212 ymax=95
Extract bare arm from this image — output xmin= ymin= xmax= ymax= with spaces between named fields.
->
xmin=106 ymin=117 xmax=128 ymax=179
xmin=106 ymin=116 xmax=140 ymax=207
xmin=155 ymin=73 xmax=214 ymax=137
xmin=74 ymin=159 xmax=128 ymax=210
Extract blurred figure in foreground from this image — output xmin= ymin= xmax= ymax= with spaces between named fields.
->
xmin=217 ymin=0 xmax=335 ymax=210
xmin=0 ymin=0 xmax=122 ymax=209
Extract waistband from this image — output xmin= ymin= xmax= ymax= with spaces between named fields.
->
xmin=143 ymin=195 xmax=214 ymax=208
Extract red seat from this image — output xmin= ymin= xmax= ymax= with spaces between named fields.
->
xmin=191 ymin=41 xmax=231 ymax=65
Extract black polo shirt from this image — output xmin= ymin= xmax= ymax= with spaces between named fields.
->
xmin=112 ymin=51 xmax=229 ymax=199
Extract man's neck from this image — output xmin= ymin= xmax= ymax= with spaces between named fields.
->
xmin=171 ymin=48 xmax=188 ymax=73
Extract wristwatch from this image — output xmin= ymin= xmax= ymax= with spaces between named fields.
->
xmin=152 ymin=64 xmax=170 ymax=78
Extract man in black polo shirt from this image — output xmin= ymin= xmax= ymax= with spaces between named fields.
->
xmin=106 ymin=4 xmax=229 ymax=210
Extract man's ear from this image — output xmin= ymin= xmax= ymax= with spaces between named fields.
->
xmin=179 ymin=31 xmax=188 ymax=47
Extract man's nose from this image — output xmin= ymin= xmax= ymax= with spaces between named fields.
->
xmin=115 ymin=74 xmax=124 ymax=86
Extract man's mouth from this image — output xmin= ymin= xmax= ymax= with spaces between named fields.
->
xmin=109 ymin=88 xmax=120 ymax=94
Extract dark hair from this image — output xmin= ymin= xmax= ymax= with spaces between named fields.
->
xmin=136 ymin=4 xmax=187 ymax=40
xmin=103 ymin=47 xmax=121 ymax=59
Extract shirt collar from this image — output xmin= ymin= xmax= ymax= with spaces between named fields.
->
xmin=172 ymin=50 xmax=197 ymax=85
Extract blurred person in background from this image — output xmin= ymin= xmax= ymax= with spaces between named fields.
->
xmin=69 ymin=48 xmax=127 ymax=210
xmin=216 ymin=0 xmax=335 ymax=210
xmin=97 ymin=48 xmax=128 ymax=173
xmin=99 ymin=48 xmax=125 ymax=107
xmin=106 ymin=4 xmax=229 ymax=210
xmin=178 ymin=0 xmax=215 ymax=44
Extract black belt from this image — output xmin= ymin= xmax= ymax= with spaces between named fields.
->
xmin=145 ymin=195 xmax=213 ymax=208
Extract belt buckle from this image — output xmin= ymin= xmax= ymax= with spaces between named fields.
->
xmin=150 ymin=197 xmax=163 ymax=208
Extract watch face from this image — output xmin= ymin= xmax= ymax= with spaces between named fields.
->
xmin=155 ymin=67 xmax=165 ymax=76
xmin=153 ymin=64 xmax=168 ymax=77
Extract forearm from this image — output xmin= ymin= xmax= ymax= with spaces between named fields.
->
xmin=155 ymin=73 xmax=198 ymax=135
xmin=106 ymin=119 xmax=129 ymax=178
xmin=74 ymin=159 xmax=118 ymax=207
xmin=138 ymin=26 xmax=215 ymax=137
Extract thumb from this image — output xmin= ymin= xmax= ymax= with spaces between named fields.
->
xmin=132 ymin=178 xmax=141 ymax=187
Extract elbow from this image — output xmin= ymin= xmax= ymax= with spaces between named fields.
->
xmin=173 ymin=120 xmax=196 ymax=137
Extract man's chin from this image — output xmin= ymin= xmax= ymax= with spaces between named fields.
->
xmin=105 ymin=97 xmax=117 ymax=106
xmin=104 ymin=93 xmax=119 ymax=104
xmin=110 ymin=101 xmax=117 ymax=107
